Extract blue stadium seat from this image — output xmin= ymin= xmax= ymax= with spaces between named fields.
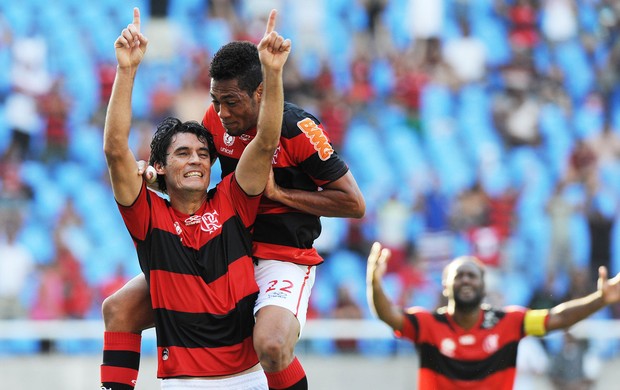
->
xmin=553 ymin=40 xmax=594 ymax=103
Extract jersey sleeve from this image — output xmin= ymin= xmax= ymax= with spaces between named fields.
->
xmin=283 ymin=110 xmax=349 ymax=187
xmin=221 ymin=173 xmax=262 ymax=228
xmin=117 ymin=181 xmax=152 ymax=242
xmin=395 ymin=307 xmax=425 ymax=343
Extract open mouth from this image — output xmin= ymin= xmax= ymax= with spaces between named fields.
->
xmin=184 ymin=171 xmax=203 ymax=178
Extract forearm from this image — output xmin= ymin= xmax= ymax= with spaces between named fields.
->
xmin=270 ymin=186 xmax=359 ymax=217
xmin=547 ymin=291 xmax=606 ymax=332
xmin=103 ymin=67 xmax=138 ymax=159
xmin=256 ymin=67 xmax=283 ymax=152
xmin=368 ymin=279 xmax=403 ymax=332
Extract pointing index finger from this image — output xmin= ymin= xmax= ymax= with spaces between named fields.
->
xmin=264 ymin=9 xmax=277 ymax=36
xmin=133 ymin=7 xmax=141 ymax=31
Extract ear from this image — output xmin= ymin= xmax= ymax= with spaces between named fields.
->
xmin=154 ymin=161 xmax=165 ymax=175
xmin=256 ymin=83 xmax=263 ymax=100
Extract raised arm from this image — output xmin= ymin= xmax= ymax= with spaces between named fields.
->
xmin=367 ymin=242 xmax=405 ymax=332
xmin=264 ymin=170 xmax=366 ymax=218
xmin=546 ymin=266 xmax=620 ymax=332
xmin=235 ymin=9 xmax=290 ymax=195
xmin=103 ymin=7 xmax=149 ymax=206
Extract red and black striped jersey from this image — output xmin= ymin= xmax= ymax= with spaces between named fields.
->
xmin=398 ymin=305 xmax=528 ymax=390
xmin=202 ymin=102 xmax=349 ymax=266
xmin=117 ymin=174 xmax=260 ymax=378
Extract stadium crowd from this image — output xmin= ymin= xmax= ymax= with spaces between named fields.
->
xmin=1 ymin=0 xmax=620 ymax=383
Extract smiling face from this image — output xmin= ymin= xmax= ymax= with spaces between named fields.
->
xmin=210 ymin=78 xmax=261 ymax=136
xmin=157 ymin=132 xmax=212 ymax=195
xmin=443 ymin=257 xmax=486 ymax=311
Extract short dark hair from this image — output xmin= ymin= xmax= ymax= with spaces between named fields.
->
xmin=442 ymin=256 xmax=486 ymax=284
xmin=149 ymin=117 xmax=216 ymax=194
xmin=209 ymin=41 xmax=262 ymax=95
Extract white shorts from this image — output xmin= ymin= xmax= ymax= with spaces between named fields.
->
xmin=253 ymin=260 xmax=316 ymax=335
xmin=161 ymin=370 xmax=267 ymax=389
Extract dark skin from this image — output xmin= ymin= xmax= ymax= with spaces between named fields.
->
xmin=367 ymin=242 xmax=620 ymax=334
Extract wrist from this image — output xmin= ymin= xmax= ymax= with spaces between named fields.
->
xmin=116 ymin=65 xmax=139 ymax=77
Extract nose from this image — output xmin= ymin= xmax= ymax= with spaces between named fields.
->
xmin=218 ymin=104 xmax=230 ymax=120
xmin=188 ymin=151 xmax=201 ymax=163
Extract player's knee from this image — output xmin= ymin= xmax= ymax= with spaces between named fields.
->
xmin=254 ymin=334 xmax=294 ymax=371
xmin=102 ymin=293 xmax=135 ymax=331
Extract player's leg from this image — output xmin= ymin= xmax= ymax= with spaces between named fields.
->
xmin=100 ymin=273 xmax=154 ymax=390
xmin=253 ymin=260 xmax=316 ymax=390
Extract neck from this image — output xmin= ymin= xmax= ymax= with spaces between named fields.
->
xmin=447 ymin=303 xmax=481 ymax=330
xmin=169 ymin=191 xmax=207 ymax=215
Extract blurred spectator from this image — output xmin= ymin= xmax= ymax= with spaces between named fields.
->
xmin=0 ymin=147 xmax=34 ymax=212
xmin=406 ymin=0 xmax=444 ymax=40
xmin=348 ymin=52 xmax=376 ymax=108
xmin=487 ymin=185 xmax=519 ymax=241
xmin=376 ymin=193 xmax=413 ymax=272
xmin=514 ymin=336 xmax=551 ymax=390
xmin=586 ymin=121 xmax=620 ymax=170
xmin=98 ymin=263 xmax=129 ymax=307
xmin=546 ymin=180 xmax=579 ymax=277
xmin=10 ymin=35 xmax=51 ymax=96
xmin=540 ymin=0 xmax=578 ymax=45
xmin=38 ymin=77 xmax=71 ymax=162
xmin=318 ymin=89 xmax=351 ymax=151
xmin=443 ymin=17 xmax=488 ymax=85
xmin=4 ymin=91 xmax=41 ymax=159
xmin=56 ymin=240 xmax=92 ymax=319
xmin=29 ymin=262 xmax=65 ymax=320
xmin=449 ymin=181 xmax=489 ymax=233
xmin=173 ymin=51 xmax=212 ymax=122
xmin=330 ymin=284 xmax=364 ymax=353
xmin=548 ymin=331 xmax=595 ymax=390
xmin=0 ymin=213 xmax=35 ymax=319
xmin=584 ymin=179 xmax=617 ymax=288
xmin=417 ymin=173 xmax=450 ymax=232
xmin=414 ymin=37 xmax=460 ymax=90
xmin=492 ymin=83 xmax=542 ymax=149
xmin=503 ymin=0 xmax=539 ymax=50
xmin=566 ymin=139 xmax=597 ymax=184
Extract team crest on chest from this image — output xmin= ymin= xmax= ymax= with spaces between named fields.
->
xmin=200 ymin=210 xmax=221 ymax=233
xmin=223 ymin=132 xmax=234 ymax=146
xmin=483 ymin=334 xmax=499 ymax=353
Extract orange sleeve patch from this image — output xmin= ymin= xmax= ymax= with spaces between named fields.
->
xmin=297 ymin=118 xmax=334 ymax=161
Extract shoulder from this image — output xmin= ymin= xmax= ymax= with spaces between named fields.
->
xmin=480 ymin=305 xmax=526 ymax=329
xmin=282 ymin=102 xmax=322 ymax=138
xmin=202 ymin=104 xmax=220 ymax=132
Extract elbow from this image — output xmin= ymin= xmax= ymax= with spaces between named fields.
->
xmin=350 ymin=195 xmax=366 ymax=219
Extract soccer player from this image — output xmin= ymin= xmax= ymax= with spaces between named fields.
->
xmin=100 ymin=10 xmax=365 ymax=390
xmin=367 ymin=241 xmax=620 ymax=390
xmin=102 ymin=7 xmax=289 ymax=389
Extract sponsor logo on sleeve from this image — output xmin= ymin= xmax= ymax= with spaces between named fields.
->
xmin=297 ymin=118 xmax=334 ymax=161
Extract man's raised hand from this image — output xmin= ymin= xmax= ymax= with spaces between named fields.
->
xmin=599 ymin=266 xmax=620 ymax=305
xmin=114 ymin=7 xmax=148 ymax=69
xmin=257 ymin=9 xmax=291 ymax=72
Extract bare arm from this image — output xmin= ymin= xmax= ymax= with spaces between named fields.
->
xmin=103 ymin=8 xmax=148 ymax=206
xmin=235 ymin=9 xmax=290 ymax=196
xmin=264 ymin=170 xmax=366 ymax=218
xmin=366 ymin=242 xmax=405 ymax=331
xmin=546 ymin=266 xmax=620 ymax=332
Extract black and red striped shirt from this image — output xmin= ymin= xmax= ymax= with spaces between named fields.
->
xmin=118 ymin=174 xmax=260 ymax=378
xmin=202 ymin=102 xmax=349 ymax=266
xmin=398 ymin=305 xmax=528 ymax=389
